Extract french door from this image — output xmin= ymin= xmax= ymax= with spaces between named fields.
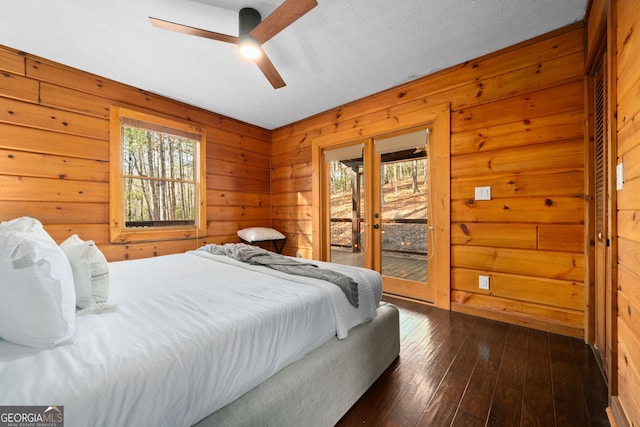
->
xmin=322 ymin=128 xmax=435 ymax=302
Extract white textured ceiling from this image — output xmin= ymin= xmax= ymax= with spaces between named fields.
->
xmin=0 ymin=0 xmax=587 ymax=130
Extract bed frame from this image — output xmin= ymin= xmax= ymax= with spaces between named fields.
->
xmin=195 ymin=302 xmax=400 ymax=426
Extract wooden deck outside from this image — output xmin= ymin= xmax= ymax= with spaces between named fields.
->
xmin=331 ymin=248 xmax=427 ymax=283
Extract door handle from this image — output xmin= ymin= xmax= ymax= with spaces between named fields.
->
xmin=597 ymin=232 xmax=611 ymax=246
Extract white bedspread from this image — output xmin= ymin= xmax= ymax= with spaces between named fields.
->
xmin=0 ymin=251 xmax=382 ymax=427
xmin=190 ymin=250 xmax=381 ymax=339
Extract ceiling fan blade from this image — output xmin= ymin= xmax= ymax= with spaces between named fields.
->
xmin=254 ymin=48 xmax=286 ymax=89
xmin=149 ymin=17 xmax=239 ymax=44
xmin=250 ymin=0 xmax=318 ymax=44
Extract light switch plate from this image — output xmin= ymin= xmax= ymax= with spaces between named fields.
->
xmin=617 ymin=162 xmax=624 ymax=190
xmin=479 ymin=275 xmax=490 ymax=290
xmin=475 ymin=186 xmax=491 ymax=201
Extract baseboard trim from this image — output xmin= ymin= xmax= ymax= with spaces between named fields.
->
xmin=608 ymin=396 xmax=631 ymax=427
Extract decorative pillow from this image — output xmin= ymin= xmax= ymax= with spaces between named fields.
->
xmin=237 ymin=227 xmax=285 ymax=242
xmin=0 ymin=217 xmax=76 ymax=348
xmin=60 ymin=234 xmax=110 ymax=309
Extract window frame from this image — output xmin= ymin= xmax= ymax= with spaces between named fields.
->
xmin=109 ymin=106 xmax=207 ymax=243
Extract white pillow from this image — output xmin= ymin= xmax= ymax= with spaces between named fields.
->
xmin=0 ymin=217 xmax=76 ymax=348
xmin=60 ymin=234 xmax=110 ymax=309
xmin=237 ymin=227 xmax=285 ymax=242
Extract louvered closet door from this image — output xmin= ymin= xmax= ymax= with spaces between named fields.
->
xmin=593 ymin=54 xmax=609 ymax=378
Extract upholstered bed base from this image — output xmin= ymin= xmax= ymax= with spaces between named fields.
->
xmin=195 ymin=302 xmax=400 ymax=427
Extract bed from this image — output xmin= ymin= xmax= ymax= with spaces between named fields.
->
xmin=0 ymin=226 xmax=400 ymax=427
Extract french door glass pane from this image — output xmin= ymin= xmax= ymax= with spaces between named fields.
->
xmin=328 ymin=152 xmax=365 ymax=268
xmin=380 ymin=152 xmax=428 ymax=282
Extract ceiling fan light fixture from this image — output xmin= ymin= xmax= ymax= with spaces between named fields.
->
xmin=239 ymin=34 xmax=261 ymax=59
xmin=239 ymin=8 xmax=262 ymax=59
xmin=149 ymin=1 xmax=318 ymax=89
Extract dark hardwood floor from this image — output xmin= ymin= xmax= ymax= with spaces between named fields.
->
xmin=337 ymin=296 xmax=610 ymax=427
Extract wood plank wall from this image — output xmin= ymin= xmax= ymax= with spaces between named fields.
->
xmin=0 ymin=46 xmax=271 ymax=261
xmin=271 ymin=24 xmax=586 ymax=337
xmin=614 ymin=1 xmax=640 ymax=425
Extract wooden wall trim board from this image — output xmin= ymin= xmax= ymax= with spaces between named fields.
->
xmin=606 ymin=0 xmax=620 ymax=404
xmin=0 ymin=45 xmax=271 ymax=261
xmin=450 ymin=297 xmax=584 ymax=338
xmin=610 ymin=397 xmax=632 ymax=427
xmin=611 ymin=0 xmax=640 ymax=425
xmin=586 ymin=0 xmax=608 ymax=72
xmin=431 ymin=105 xmax=452 ymax=309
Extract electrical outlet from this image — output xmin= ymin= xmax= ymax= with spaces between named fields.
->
xmin=479 ymin=275 xmax=490 ymax=290
xmin=475 ymin=186 xmax=491 ymax=201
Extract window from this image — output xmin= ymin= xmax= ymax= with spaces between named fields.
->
xmin=109 ymin=106 xmax=206 ymax=242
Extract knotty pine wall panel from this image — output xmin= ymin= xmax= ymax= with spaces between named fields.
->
xmin=450 ymin=111 xmax=585 ymax=156
xmin=39 ymin=82 xmax=111 ymax=118
xmin=616 ymin=1 xmax=640 ymax=424
xmin=0 ymin=123 xmax=108 ymax=160
xmin=271 ymin=23 xmax=586 ymax=336
xmin=0 ymin=48 xmax=24 ymax=74
xmin=0 ymin=201 xmax=108 ymax=225
xmin=0 ymin=72 xmax=38 ymax=102
xmin=451 ymin=170 xmax=584 ymax=199
xmin=0 ymin=46 xmax=271 ymax=261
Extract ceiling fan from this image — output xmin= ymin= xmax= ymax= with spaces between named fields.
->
xmin=149 ymin=0 xmax=318 ymax=89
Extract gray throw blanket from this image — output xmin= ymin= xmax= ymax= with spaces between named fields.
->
xmin=198 ymin=243 xmax=359 ymax=308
